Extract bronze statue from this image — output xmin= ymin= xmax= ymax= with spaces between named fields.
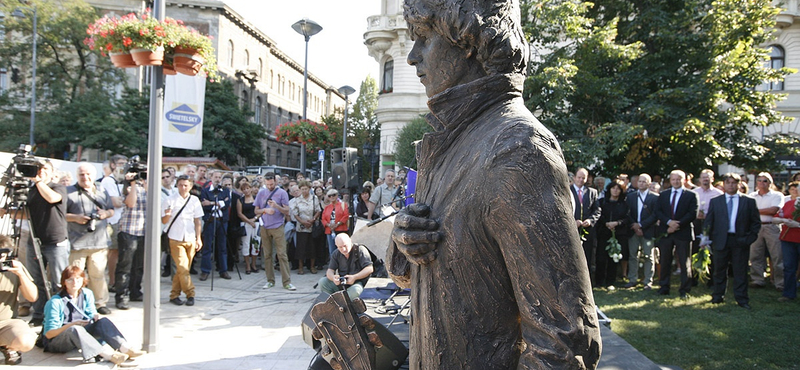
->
xmin=387 ymin=0 xmax=602 ymax=368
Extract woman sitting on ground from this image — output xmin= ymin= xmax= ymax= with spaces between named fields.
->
xmin=42 ymin=265 xmax=145 ymax=365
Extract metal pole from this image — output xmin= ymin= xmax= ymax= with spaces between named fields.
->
xmin=29 ymin=6 xmax=36 ymax=146
xmin=300 ymin=36 xmax=309 ymax=176
xmin=342 ymin=96 xmax=349 ymax=149
xmin=143 ymin=0 xmax=165 ymax=353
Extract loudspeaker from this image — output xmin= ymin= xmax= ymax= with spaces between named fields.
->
xmin=332 ymin=147 xmax=359 ymax=190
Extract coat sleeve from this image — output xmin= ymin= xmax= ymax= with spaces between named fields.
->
xmin=744 ymin=198 xmax=761 ymax=245
xmin=586 ymin=191 xmax=602 ymax=226
xmin=677 ymin=192 xmax=699 ymax=226
xmin=640 ymin=196 xmax=659 ymax=230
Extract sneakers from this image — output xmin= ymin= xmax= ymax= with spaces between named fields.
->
xmin=169 ymin=297 xmax=185 ymax=306
xmin=1 ymin=346 xmax=21 ymax=365
xmin=186 ymin=297 xmax=195 ymax=306
xmin=263 ymin=282 xmax=275 ymax=289
xmin=126 ymin=348 xmax=146 ymax=358
xmin=284 ymin=283 xmax=297 ymax=291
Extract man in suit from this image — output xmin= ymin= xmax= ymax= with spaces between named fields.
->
xmin=571 ymin=168 xmax=602 ymax=277
xmin=199 ymin=170 xmax=232 ymax=281
xmin=625 ymin=173 xmax=659 ymax=289
xmin=655 ymin=169 xmax=699 ymax=298
xmin=703 ymin=173 xmax=761 ymax=309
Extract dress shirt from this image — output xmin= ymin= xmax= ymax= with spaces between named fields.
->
xmin=162 ymin=193 xmax=204 ymax=242
xmin=670 ymin=187 xmax=684 ymax=219
xmin=750 ymin=190 xmax=783 ymax=223
xmin=636 ymin=190 xmax=649 ymax=223
xmin=696 ymin=186 xmax=723 ymax=215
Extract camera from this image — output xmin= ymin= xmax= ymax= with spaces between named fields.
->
xmin=0 ymin=248 xmax=14 ymax=272
xmin=123 ymin=155 xmax=148 ymax=181
xmin=86 ymin=212 xmax=100 ymax=233
xmin=338 ymin=276 xmax=347 ymax=285
xmin=1 ymin=144 xmax=44 ymax=205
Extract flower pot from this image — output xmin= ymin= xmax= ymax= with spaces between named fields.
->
xmin=131 ymin=47 xmax=165 ymax=66
xmin=174 ymin=46 xmax=199 ymax=56
xmin=163 ymin=64 xmax=177 ymax=75
xmin=174 ymin=53 xmax=205 ymax=76
xmin=109 ymin=52 xmax=137 ymax=68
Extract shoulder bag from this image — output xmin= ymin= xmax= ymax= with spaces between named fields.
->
xmin=311 ymin=196 xmax=325 ymax=238
xmin=161 ymin=195 xmax=192 ymax=253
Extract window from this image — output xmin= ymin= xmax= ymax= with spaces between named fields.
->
xmin=270 ymin=70 xmax=274 ymax=89
xmin=241 ymin=90 xmax=249 ymax=110
xmin=258 ymin=58 xmax=263 ymax=77
xmin=276 ymin=149 xmax=282 ymax=166
xmin=287 ymin=151 xmax=292 ymax=167
xmin=382 ymin=59 xmax=394 ymax=93
xmin=266 ymin=148 xmax=271 ymax=164
xmin=277 ymin=108 xmax=283 ymax=125
xmin=227 ymin=40 xmax=235 ymax=68
xmin=0 ymin=69 xmax=6 ymax=92
xmin=244 ymin=50 xmax=250 ymax=67
xmin=255 ymin=97 xmax=262 ymax=125
xmin=297 ymin=153 xmax=302 ymax=168
xmin=763 ymin=46 xmax=785 ymax=91
xmin=270 ymin=105 xmax=278 ymax=130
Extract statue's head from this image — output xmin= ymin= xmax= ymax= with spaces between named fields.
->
xmin=405 ymin=0 xmax=529 ymax=97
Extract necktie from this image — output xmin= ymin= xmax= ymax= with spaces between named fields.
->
xmin=727 ymin=195 xmax=734 ymax=224
xmin=578 ymin=188 xmax=583 ymax=205
xmin=671 ymin=190 xmax=677 ymax=219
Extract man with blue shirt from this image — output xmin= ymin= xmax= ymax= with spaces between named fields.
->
xmin=254 ymin=173 xmax=294 ymax=290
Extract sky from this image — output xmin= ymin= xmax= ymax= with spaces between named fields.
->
xmin=224 ymin=0 xmax=381 ymax=97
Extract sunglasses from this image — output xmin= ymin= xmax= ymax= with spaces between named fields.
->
xmin=328 ymin=194 xmax=338 ymax=197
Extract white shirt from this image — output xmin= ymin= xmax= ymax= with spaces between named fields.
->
xmin=750 ymin=190 xmax=783 ymax=223
xmin=669 ymin=187 xmax=684 ymax=219
xmin=161 ymin=193 xmax=204 ymax=242
xmin=636 ymin=190 xmax=649 ymax=223
xmin=100 ymin=176 xmax=123 ymax=225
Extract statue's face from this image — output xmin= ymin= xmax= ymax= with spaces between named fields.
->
xmin=408 ymin=28 xmax=480 ymax=97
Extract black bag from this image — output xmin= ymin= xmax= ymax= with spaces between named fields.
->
xmin=311 ymin=196 xmax=325 ymax=238
xmin=230 ymin=224 xmax=247 ymax=238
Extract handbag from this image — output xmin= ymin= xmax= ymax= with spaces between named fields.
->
xmin=311 ymin=196 xmax=325 ymax=238
xmin=162 ymin=195 xmax=192 ymax=252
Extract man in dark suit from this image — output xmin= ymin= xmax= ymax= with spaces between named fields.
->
xmin=625 ymin=173 xmax=659 ymax=289
xmin=655 ymin=169 xmax=699 ymax=297
xmin=571 ymin=168 xmax=602 ymax=277
xmin=702 ymin=173 xmax=761 ymax=309
xmin=199 ymin=170 xmax=232 ymax=281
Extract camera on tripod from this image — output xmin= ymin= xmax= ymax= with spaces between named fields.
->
xmin=86 ymin=212 xmax=100 ymax=233
xmin=1 ymin=144 xmax=44 ymax=205
xmin=122 ymin=155 xmax=147 ymax=181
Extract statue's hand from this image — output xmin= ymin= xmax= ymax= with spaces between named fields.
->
xmin=391 ymin=203 xmax=441 ymax=265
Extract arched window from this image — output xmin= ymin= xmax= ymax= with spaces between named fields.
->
xmin=244 ymin=49 xmax=250 ymax=67
xmin=287 ymin=151 xmax=292 ymax=167
xmin=266 ymin=148 xmax=271 ymax=164
xmin=297 ymin=153 xmax=302 ymax=168
xmin=241 ymin=90 xmax=249 ymax=110
xmin=382 ymin=59 xmax=394 ymax=93
xmin=258 ymin=58 xmax=263 ymax=77
xmin=277 ymin=108 xmax=283 ymax=124
xmin=761 ymin=45 xmax=786 ymax=91
xmin=227 ymin=40 xmax=235 ymax=68
xmin=255 ymin=96 xmax=262 ymax=125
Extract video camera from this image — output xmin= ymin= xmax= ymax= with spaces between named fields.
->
xmin=0 ymin=248 xmax=15 ymax=272
xmin=1 ymin=144 xmax=44 ymax=205
xmin=123 ymin=155 xmax=147 ymax=181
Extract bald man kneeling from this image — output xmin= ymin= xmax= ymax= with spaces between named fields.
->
xmin=318 ymin=234 xmax=374 ymax=300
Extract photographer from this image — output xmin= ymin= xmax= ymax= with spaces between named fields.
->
xmin=318 ymin=234 xmax=373 ymax=300
xmin=65 ymin=164 xmax=114 ymax=315
xmin=114 ymin=168 xmax=146 ymax=310
xmin=0 ymin=235 xmax=38 ymax=365
xmin=14 ymin=160 xmax=69 ymax=327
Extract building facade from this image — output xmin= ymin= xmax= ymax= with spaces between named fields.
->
xmin=364 ymin=0 xmax=427 ymax=174
xmin=86 ymin=0 xmax=346 ymax=171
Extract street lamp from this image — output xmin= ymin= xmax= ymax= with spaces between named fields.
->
xmin=362 ymin=142 xmax=380 ymax=182
xmin=292 ymin=18 xmax=322 ymax=176
xmin=12 ymin=4 xmax=37 ymax=147
xmin=338 ymin=85 xmax=355 ymax=149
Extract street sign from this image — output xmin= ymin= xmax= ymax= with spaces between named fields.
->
xmin=318 ymin=150 xmax=325 ymax=162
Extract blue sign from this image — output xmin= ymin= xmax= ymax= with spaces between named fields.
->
xmin=165 ymin=104 xmax=202 ymax=133
xmin=318 ymin=150 xmax=325 ymax=162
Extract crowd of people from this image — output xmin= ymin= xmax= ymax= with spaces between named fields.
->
xmin=0 ymin=156 xmax=406 ymax=365
xmin=572 ymin=168 xmax=800 ymax=309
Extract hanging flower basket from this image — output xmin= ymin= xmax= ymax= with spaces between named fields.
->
xmin=174 ymin=53 xmax=205 ymax=76
xmin=131 ymin=47 xmax=165 ymax=66
xmin=275 ymin=119 xmax=337 ymax=152
xmin=109 ymin=52 xmax=137 ymax=68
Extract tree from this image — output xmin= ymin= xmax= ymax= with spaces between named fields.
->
xmin=521 ymin=0 xmax=796 ymax=177
xmin=394 ymin=115 xmax=432 ymax=170
xmin=0 ymin=0 xmax=124 ymax=156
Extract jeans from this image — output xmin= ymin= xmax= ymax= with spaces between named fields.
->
xmin=318 ymin=277 xmax=364 ymax=300
xmin=116 ymin=232 xmax=144 ymax=303
xmin=26 ymin=239 xmax=70 ymax=320
xmin=201 ymin=218 xmax=228 ymax=274
xmin=45 ymin=318 xmax=126 ymax=361
xmin=781 ymin=240 xmax=799 ymax=299
xmin=327 ymin=233 xmax=338 ymax=257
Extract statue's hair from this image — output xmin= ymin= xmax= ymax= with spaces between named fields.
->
xmin=404 ymin=0 xmax=529 ymax=76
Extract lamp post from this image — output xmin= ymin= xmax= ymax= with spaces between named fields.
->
xmin=363 ymin=142 xmax=379 ymax=182
xmin=338 ymin=85 xmax=355 ymax=149
xmin=292 ymin=18 xmax=322 ymax=176
xmin=12 ymin=3 xmax=36 ymax=146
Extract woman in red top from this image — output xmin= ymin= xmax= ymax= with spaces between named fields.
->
xmin=774 ymin=181 xmax=800 ymax=302
xmin=321 ymin=188 xmax=349 ymax=257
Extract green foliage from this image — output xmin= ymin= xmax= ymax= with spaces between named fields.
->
xmin=394 ymin=116 xmax=432 ymax=170
xmin=348 ymin=76 xmax=380 ymax=179
xmin=593 ymin=281 xmax=800 ymax=369
xmin=521 ymin=0 xmax=796 ymax=177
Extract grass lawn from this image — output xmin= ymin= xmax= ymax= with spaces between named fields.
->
xmin=593 ymin=280 xmax=800 ymax=370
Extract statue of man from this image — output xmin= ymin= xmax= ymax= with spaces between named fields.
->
xmin=388 ymin=0 xmax=602 ymax=368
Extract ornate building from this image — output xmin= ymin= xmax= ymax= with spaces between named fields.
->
xmin=86 ymin=0 xmax=346 ymax=171
xmin=364 ymin=0 xmax=427 ymax=174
